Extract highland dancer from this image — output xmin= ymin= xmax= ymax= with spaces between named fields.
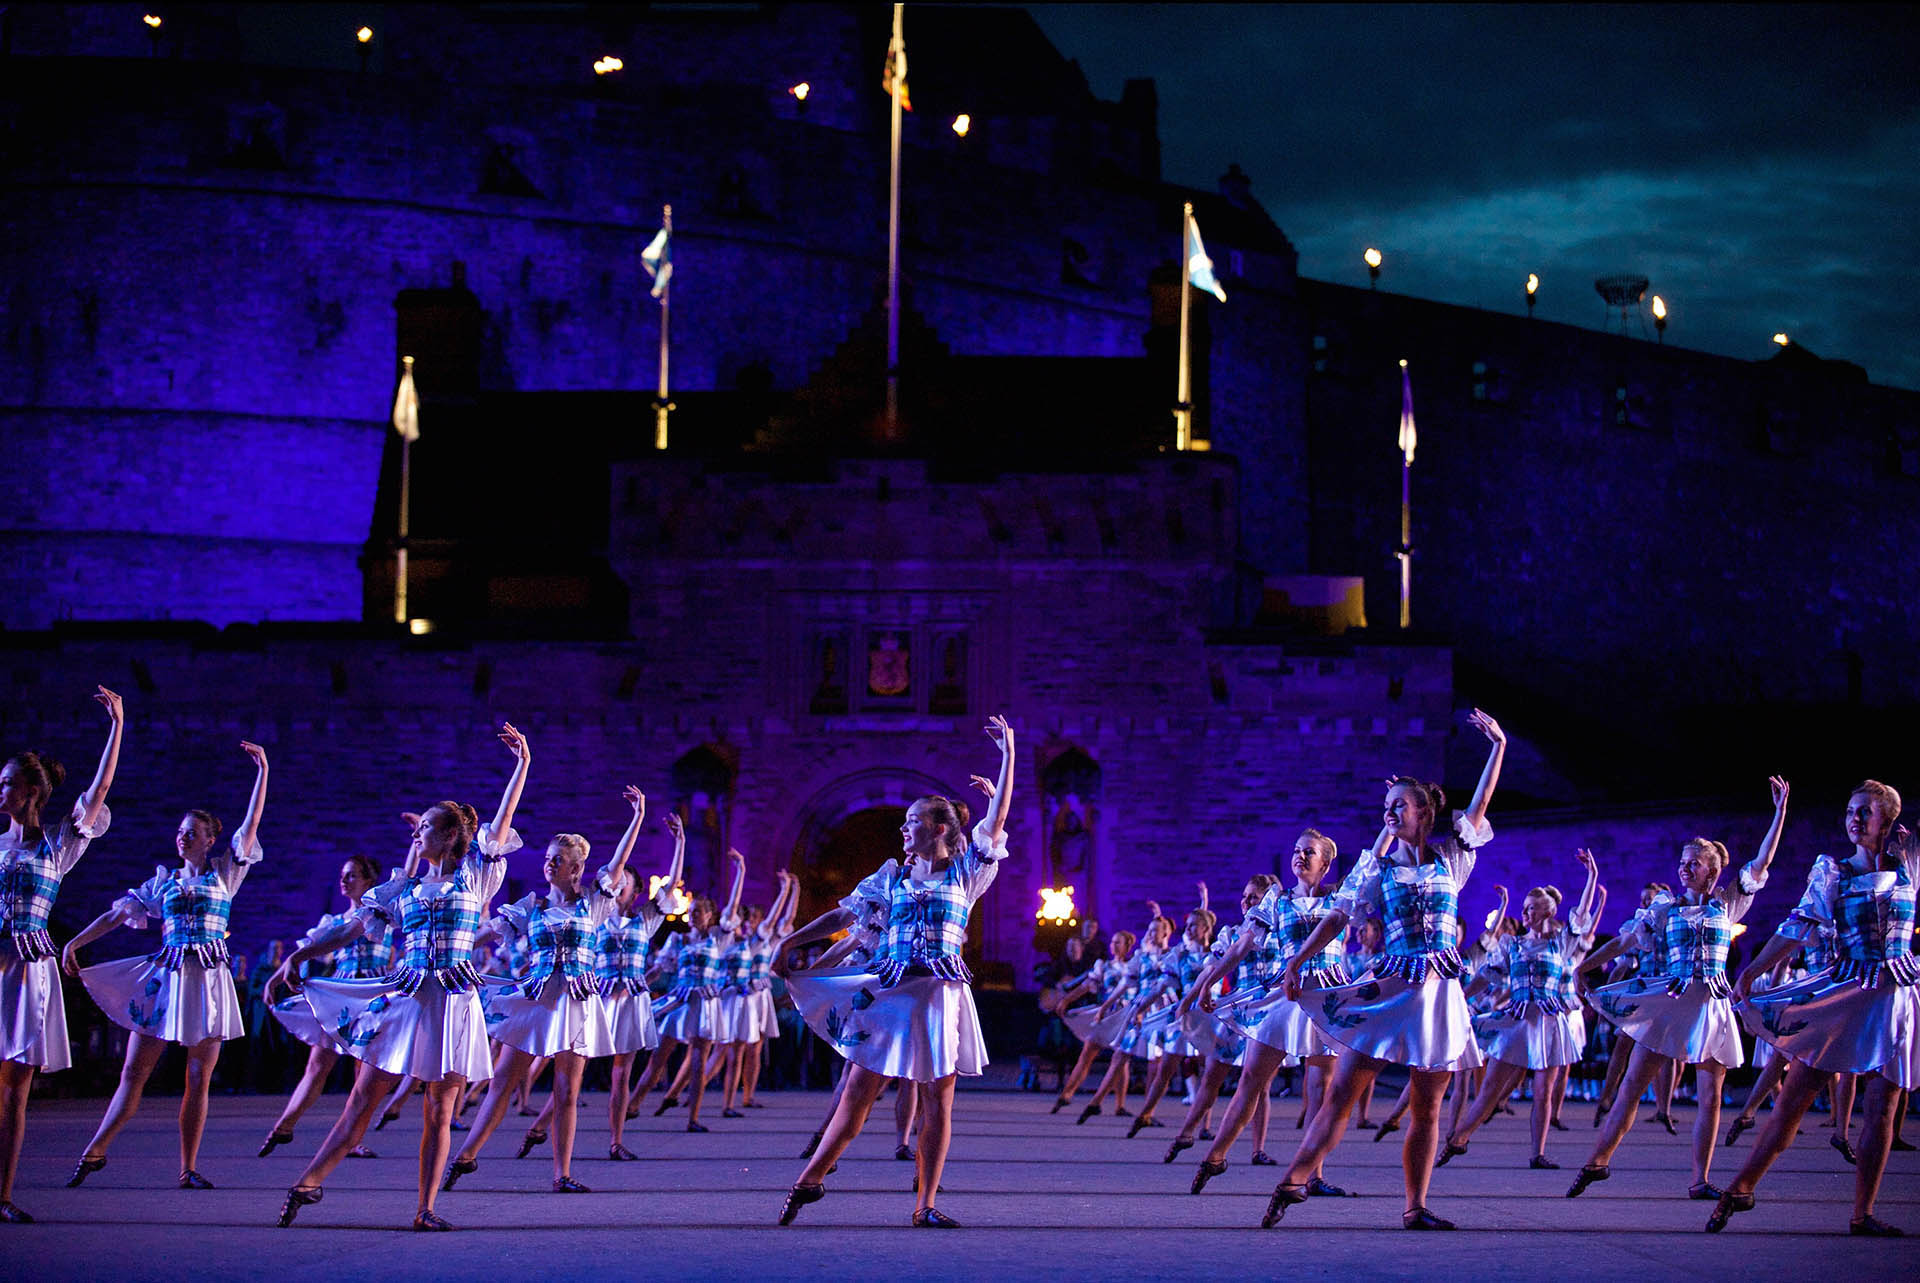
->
xmin=1589 ymin=882 xmax=1681 ymax=1132
xmin=1075 ymin=904 xmax=1173 ymax=1123
xmin=1712 ymin=779 xmax=1916 ymax=1237
xmin=0 ymin=688 xmax=122 ymax=1224
xmin=715 ymin=872 xmax=798 ymax=1117
xmin=1184 ymin=833 xmax=1353 ymax=1196
xmin=443 ymin=786 xmax=647 ymax=1193
xmin=64 ymin=737 xmax=268 ymax=1191
xmin=1569 ymin=779 xmax=1789 ymax=1201
xmin=776 ymin=715 xmax=1015 ymax=1227
xmin=1119 ymin=891 xmax=1216 ymax=1137
xmin=1256 ymin=709 xmax=1507 ymax=1231
xmin=266 ymin=723 xmax=529 ymax=1231
xmin=1437 ymin=852 xmax=1601 ymax=1171
xmin=628 ymin=851 xmax=744 ymax=1131
xmin=1049 ymin=930 xmax=1139 ymax=1112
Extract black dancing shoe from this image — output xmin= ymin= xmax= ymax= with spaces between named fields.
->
xmin=1192 ymin=1158 xmax=1227 ymax=1194
xmin=1126 ymin=1114 xmax=1154 ymax=1139
xmin=1199 ymin=1129 xmax=1214 ymax=1141
xmin=0 ymin=1201 xmax=34 ymax=1224
xmin=1550 ymin=1118 xmax=1570 ymax=1132
xmin=1704 ymin=1191 xmax=1755 ymax=1232
xmin=1164 ymin=1137 xmax=1194 ymax=1164
xmin=1593 ymin=1100 xmax=1612 ymax=1128
xmin=1306 ymin=1177 xmax=1354 ymax=1198
xmin=178 ymin=1170 xmax=214 ymax=1190
xmin=894 ymin=1144 xmax=916 ymax=1161
xmin=1371 ymin=1120 xmax=1400 ymax=1142
xmin=1654 ymin=1112 xmax=1677 ymax=1136
xmin=257 ymin=1129 xmax=294 ymax=1158
xmin=65 ymin=1155 xmax=106 ymax=1188
xmin=609 ymin=1143 xmax=638 ymax=1161
xmin=1402 ymin=1206 xmax=1456 ymax=1230
xmin=346 ymin=1145 xmax=377 ymax=1159
xmin=1892 ymin=1137 xmax=1917 ymax=1152
xmin=1250 ymin=1150 xmax=1279 ymax=1166
xmin=911 ymin=1207 xmax=961 ymax=1228
xmin=1688 ymin=1182 xmax=1725 ymax=1201
xmin=1529 ymin=1155 xmax=1561 ymax=1170
xmin=1260 ymin=1183 xmax=1309 ymax=1228
xmin=686 ymin=1121 xmax=709 ymax=1133
xmin=1356 ymin=1119 xmax=1377 ymax=1130
xmin=411 ymin=1209 xmax=454 ymax=1232
xmin=374 ymin=1110 xmax=402 ymax=1132
xmin=1112 ymin=1106 xmax=1131 ymax=1118
xmin=1850 ymin=1215 xmax=1905 ymax=1237
xmin=800 ymin=1129 xmax=823 ymax=1158
xmin=552 ymin=1176 xmax=591 ymax=1194
xmin=778 ymin=1182 xmax=825 ymax=1226
xmin=516 ymin=1129 xmax=548 ymax=1159
xmin=722 ymin=1108 xmax=745 ymax=1119
xmin=1567 ymin=1165 xmax=1609 ymax=1198
xmin=1050 ymin=1096 xmax=1071 ymax=1115
xmin=277 ymin=1184 xmax=323 ymax=1228
xmin=1726 ymin=1116 xmax=1754 ymax=1145
xmin=1075 ymin=1103 xmax=1101 ymax=1126
xmin=1832 ymin=1134 xmax=1859 ymax=1166
xmin=1434 ymin=1138 xmax=1469 ymax=1167
xmin=441 ymin=1158 xmax=477 ymax=1192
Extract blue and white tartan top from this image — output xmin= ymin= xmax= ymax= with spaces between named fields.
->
xmin=353 ymin=824 xmax=520 ymax=995
xmin=593 ymin=868 xmax=670 ymax=996
xmin=720 ymin=924 xmax=777 ymax=995
xmin=1332 ymin=813 xmax=1492 ymax=982
xmin=0 ymin=800 xmax=109 ymax=962
xmin=1082 ymin=956 xmax=1131 ymax=1001
xmin=1778 ymin=846 xmax=1919 ymax=988
xmin=1477 ymin=916 xmax=1592 ymax=1014
xmin=116 ymin=833 xmax=262 ymax=970
xmin=1627 ymin=864 xmax=1765 ymax=996
xmin=746 ymin=928 xmax=777 ymax=989
xmin=1246 ymin=884 xmax=1349 ymax=979
xmin=492 ymin=880 xmax=619 ymax=1000
xmin=663 ymin=923 xmax=737 ymax=999
xmin=858 ymin=818 xmax=1008 ymax=988
xmin=1210 ymin=922 xmax=1285 ymax=995
xmin=298 ymin=907 xmax=396 ymax=981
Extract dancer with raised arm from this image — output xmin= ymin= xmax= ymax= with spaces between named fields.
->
xmin=629 ymin=850 xmax=742 ymax=1131
xmin=1184 ymin=833 xmax=1352 ymax=1195
xmin=1589 ymin=882 xmax=1681 ymax=1132
xmin=1051 ymin=930 xmax=1138 ymax=1113
xmin=1256 ymin=709 xmax=1506 ymax=1231
xmin=1710 ymin=780 xmax=1916 ymax=1237
xmin=776 ymin=715 xmax=1015 ymax=1227
xmin=736 ymin=870 xmax=797 ymax=1110
xmin=443 ymin=786 xmax=645 ymax=1192
xmin=1437 ymin=851 xmax=1601 ymax=1171
xmin=0 ymin=688 xmax=122 ymax=1224
xmin=1120 ymin=890 xmax=1215 ymax=1137
xmin=717 ymin=870 xmax=797 ymax=1116
xmin=1075 ymin=905 xmax=1169 ymax=1124
xmin=266 ymin=724 xmax=529 ymax=1231
xmin=64 ymin=738 xmax=267 ymax=1192
xmin=1567 ymin=781 xmax=1788 ymax=1202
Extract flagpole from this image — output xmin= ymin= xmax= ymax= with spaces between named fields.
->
xmin=1397 ymin=358 xmax=1413 ymax=630
xmin=654 ymin=204 xmax=673 ymax=451
xmin=1175 ymin=202 xmax=1193 ymax=451
xmin=395 ymin=354 xmax=413 ymax=626
xmin=884 ymin=2 xmax=904 ymax=441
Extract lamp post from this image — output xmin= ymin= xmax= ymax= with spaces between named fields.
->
xmin=1365 ymin=247 xmax=1382 ymax=290
xmin=1652 ymin=295 xmax=1667 ymax=344
xmin=1526 ymin=273 xmax=1539 ymax=320
xmin=355 ymin=25 xmax=372 ymax=73
xmin=143 ymin=13 xmax=162 ymax=57
xmin=788 ymin=82 xmax=810 ymax=114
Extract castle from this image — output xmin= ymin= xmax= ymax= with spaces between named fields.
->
xmin=4 ymin=4 xmax=1914 ymax=975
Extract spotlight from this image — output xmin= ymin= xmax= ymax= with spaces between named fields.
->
xmin=951 ymin=113 xmax=971 ymax=138
xmin=1364 ymin=247 xmax=1382 ymax=289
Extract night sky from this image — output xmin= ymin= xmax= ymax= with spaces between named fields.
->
xmin=1029 ymin=3 xmax=1920 ymax=390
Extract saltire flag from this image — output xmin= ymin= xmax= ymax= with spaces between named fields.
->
xmin=1185 ymin=210 xmax=1227 ymax=303
xmin=882 ymin=24 xmax=911 ymax=111
xmin=391 ymin=357 xmax=419 ymax=442
xmin=642 ymin=225 xmax=671 ymax=299
xmin=1398 ymin=360 xmax=1417 ymax=465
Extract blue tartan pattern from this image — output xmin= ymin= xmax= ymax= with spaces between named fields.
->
xmin=508 ymin=895 xmax=603 ymax=999
xmin=1831 ymin=865 xmax=1918 ymax=987
xmin=667 ymin=931 xmax=727 ymax=998
xmin=140 ymin=868 xmax=236 ymax=970
xmin=874 ymin=854 xmax=977 ymax=987
xmin=595 ymin=913 xmax=655 ymax=995
xmin=1248 ymin=887 xmax=1346 ymax=975
xmin=370 ymin=843 xmax=501 ymax=995
xmin=331 ymin=931 xmax=395 ymax=980
xmin=747 ymin=936 xmax=775 ymax=988
xmin=1487 ymin=934 xmax=1574 ymax=1013
xmin=0 ymin=831 xmax=63 ymax=961
xmin=1371 ymin=865 xmax=1466 ymax=980
xmin=719 ymin=936 xmax=755 ymax=994
xmin=1659 ymin=897 xmax=1734 ymax=996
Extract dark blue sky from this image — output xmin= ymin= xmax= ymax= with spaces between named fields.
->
xmin=1029 ymin=3 xmax=1920 ymax=390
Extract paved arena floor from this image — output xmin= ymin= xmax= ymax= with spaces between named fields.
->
xmin=5 ymin=1084 xmax=1916 ymax=1281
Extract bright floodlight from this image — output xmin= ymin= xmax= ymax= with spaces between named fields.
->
xmin=357 ymin=26 xmax=372 ymax=44
xmin=789 ymin=82 xmax=810 ymax=101
xmin=1773 ymin=332 xmax=1790 ymax=347
xmin=143 ymin=14 xmax=162 ymax=27
xmin=952 ymin=113 xmax=971 ymax=137
xmin=1364 ymin=248 xmax=1383 ymax=269
xmin=1526 ymin=273 xmax=1539 ymax=296
xmin=1651 ymin=296 xmax=1667 ymax=320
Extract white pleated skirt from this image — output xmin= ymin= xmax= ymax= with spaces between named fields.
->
xmin=270 ymin=993 xmax=334 ymax=1051
xmin=1594 ymin=977 xmax=1742 ymax=1069
xmin=81 ymin=954 xmax=245 ymax=1045
xmin=1179 ymin=1006 xmax=1248 ymax=1066
xmin=0 ymin=954 xmax=70 ymax=1071
xmin=1476 ymin=1004 xmax=1588 ymax=1069
xmin=714 ymin=990 xmax=766 ymax=1043
xmin=786 ymin=965 xmax=989 ymax=1083
xmin=482 ymin=974 xmax=616 ymax=1059
xmin=1304 ymin=971 xmax=1483 ymax=1071
xmin=1741 ymin=971 xmax=1920 ymax=1089
xmin=605 ymin=989 xmax=659 ymax=1055
xmin=1220 ymin=980 xmax=1343 ymax=1062
xmin=753 ymin=988 xmax=780 ymax=1039
xmin=655 ymin=992 xmax=720 ymax=1043
xmin=300 ymin=974 xmax=492 ymax=1082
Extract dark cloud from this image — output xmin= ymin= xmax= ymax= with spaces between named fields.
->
xmin=1028 ymin=3 xmax=1920 ymax=387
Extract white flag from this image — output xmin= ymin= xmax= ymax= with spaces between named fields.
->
xmin=1398 ymin=360 xmax=1417 ymax=465
xmin=642 ymin=225 xmax=672 ymax=299
xmin=392 ymin=358 xmax=419 ymax=443
xmin=1185 ymin=211 xmax=1227 ymax=303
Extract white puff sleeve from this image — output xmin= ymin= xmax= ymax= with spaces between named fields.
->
xmin=1330 ymin=850 xmax=1386 ymax=922
xmin=53 ymin=799 xmax=111 ymax=875
xmin=113 ymin=866 xmax=173 ymax=928
xmin=1777 ymin=856 xmax=1840 ymax=940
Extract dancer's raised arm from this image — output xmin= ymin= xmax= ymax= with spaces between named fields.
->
xmin=981 ymin=715 xmax=1014 ymax=845
xmin=1571 ymin=848 xmax=1600 ymax=931
xmin=602 ymin=787 xmax=646 ymax=887
xmin=762 ymin=868 xmax=797 ymax=941
xmin=78 ymin=686 xmax=124 ymax=830
xmin=230 ymin=741 xmax=269 ymax=862
xmin=1741 ymin=776 xmax=1791 ymax=889
xmin=489 ymin=722 xmax=531 ymax=840
xmin=721 ymin=849 xmax=746 ymax=927
xmin=1460 ymin=709 xmax=1506 ymax=831
xmin=656 ymin=811 xmax=688 ymax=910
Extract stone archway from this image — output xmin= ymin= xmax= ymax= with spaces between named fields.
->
xmin=784 ymin=765 xmax=959 ymax=939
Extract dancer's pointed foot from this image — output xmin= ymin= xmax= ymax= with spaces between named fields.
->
xmin=1593 ymin=1100 xmax=1611 ymax=1128
xmin=1688 ymin=1181 xmax=1725 ymax=1201
xmin=1371 ymin=1120 xmax=1400 ymax=1142
xmin=1050 ymin=1096 xmax=1070 ymax=1115
xmin=1832 ymin=1134 xmax=1859 ymax=1166
xmin=276 ymin=1185 xmax=323 ymax=1228
xmin=1892 ymin=1137 xmax=1917 ymax=1152
xmin=1402 ymin=1206 xmax=1456 ymax=1230
xmin=441 ymin=1158 xmax=477 ymax=1192
xmin=374 ymin=1110 xmax=401 ymax=1132
xmin=1655 ymin=1112 xmax=1677 ymax=1136
xmin=1075 ymin=1103 xmax=1100 ymax=1126
xmin=1250 ymin=1150 xmax=1279 ymax=1166
xmin=778 ymin=1182 xmax=825 ymax=1226
xmin=257 ymin=1129 xmax=294 ymax=1158
xmin=1307 ymin=1176 xmax=1354 ymax=1198
xmin=1126 ymin=1114 xmax=1153 ymax=1139
xmin=1191 ymin=1158 xmax=1227 ymax=1194
xmin=1567 ymin=1165 xmax=1609 ymax=1198
xmin=1705 ymin=1191 xmax=1755 ymax=1233
xmin=1726 ymin=1116 xmax=1753 ymax=1145
xmin=1163 ymin=1137 xmax=1194 ymax=1164
xmin=65 ymin=1156 xmax=105 ymax=1188
xmin=609 ymin=1143 xmax=638 ymax=1161
xmin=1529 ymin=1155 xmax=1560 ymax=1170
xmin=1260 ymin=1183 xmax=1308 ymax=1228
xmin=1434 ymin=1138 xmax=1468 ymax=1167
xmin=411 ymin=1209 xmax=454 ymax=1232
xmin=654 ymin=1096 xmax=679 ymax=1117
xmin=799 ymin=1129 xmax=823 ymax=1158
xmin=1550 ymin=1118 xmax=1569 ymax=1131
xmin=516 ymin=1129 xmax=548 ymax=1159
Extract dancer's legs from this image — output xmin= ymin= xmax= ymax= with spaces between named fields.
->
xmin=0 ymin=1061 xmax=35 ymax=1204
xmin=914 ymin=1075 xmax=957 ymax=1215
xmin=80 ymin=1032 xmax=168 ymax=1159
xmin=1449 ymin=1059 xmax=1527 ymax=1146
xmin=417 ymin=1077 xmax=464 ymax=1216
xmin=453 ymin=1045 xmax=535 ymax=1163
xmin=607 ymin=1053 xmax=636 ymax=1147
xmin=1724 ymin=1058 xmax=1832 ymax=1196
xmin=289 ymin=1061 xmax=399 ymax=1191
xmin=797 ymin=1064 xmax=891 ymax=1184
xmin=549 ymin=1051 xmax=586 ymax=1180
xmin=1201 ymin=1042 xmax=1288 ymax=1160
xmin=1691 ymin=1060 xmax=1727 ymax=1186
xmin=1587 ymin=1042 xmax=1672 ymax=1167
xmin=270 ymin=1046 xmax=341 ymax=1136
xmin=1852 ymin=1074 xmax=1901 ymax=1221
xmin=177 ymin=1038 xmax=221 ymax=1173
